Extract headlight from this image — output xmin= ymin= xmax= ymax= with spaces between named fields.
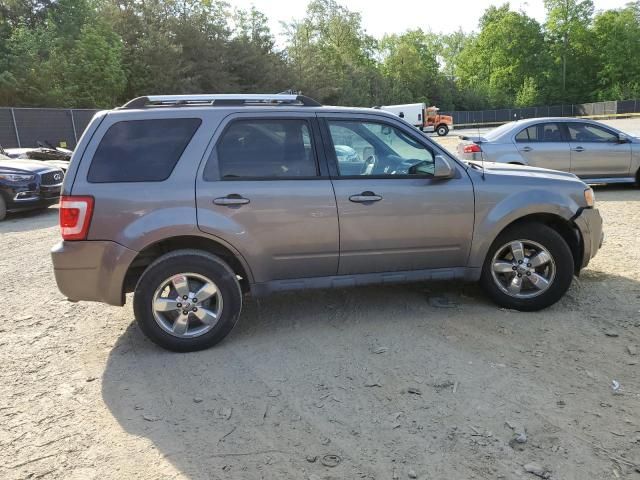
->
xmin=0 ymin=173 xmax=35 ymax=182
xmin=584 ymin=187 xmax=595 ymax=207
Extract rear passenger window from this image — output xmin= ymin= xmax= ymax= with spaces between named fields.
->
xmin=515 ymin=123 xmax=562 ymax=143
xmin=88 ymin=119 xmax=201 ymax=183
xmin=208 ymin=119 xmax=317 ymax=180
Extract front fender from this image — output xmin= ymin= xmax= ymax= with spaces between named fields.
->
xmin=468 ymin=187 xmax=581 ymax=271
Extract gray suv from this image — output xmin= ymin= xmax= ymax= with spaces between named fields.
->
xmin=51 ymin=94 xmax=603 ymax=352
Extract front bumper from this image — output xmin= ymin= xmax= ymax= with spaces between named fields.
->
xmin=573 ymin=207 xmax=604 ymax=269
xmin=51 ymin=240 xmax=138 ymax=306
xmin=5 ymin=183 xmax=61 ymax=212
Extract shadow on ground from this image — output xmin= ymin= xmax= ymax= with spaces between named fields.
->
xmin=0 ymin=205 xmax=57 ymax=233
xmin=101 ymin=268 xmax=640 ymax=479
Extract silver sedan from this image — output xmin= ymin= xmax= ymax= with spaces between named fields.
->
xmin=457 ymin=117 xmax=640 ymax=184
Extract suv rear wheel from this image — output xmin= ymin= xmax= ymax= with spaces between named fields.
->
xmin=133 ymin=249 xmax=242 ymax=352
xmin=480 ymin=223 xmax=574 ymax=311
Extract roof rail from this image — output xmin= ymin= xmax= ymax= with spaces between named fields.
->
xmin=121 ymin=94 xmax=322 ymax=109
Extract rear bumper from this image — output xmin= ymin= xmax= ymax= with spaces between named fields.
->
xmin=573 ymin=207 xmax=604 ymax=269
xmin=51 ymin=240 xmax=138 ymax=306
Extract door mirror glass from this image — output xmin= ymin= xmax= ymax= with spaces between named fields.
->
xmin=433 ymin=155 xmax=455 ymax=179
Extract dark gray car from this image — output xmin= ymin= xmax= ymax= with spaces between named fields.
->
xmin=457 ymin=117 xmax=640 ymax=184
xmin=51 ymin=95 xmax=603 ymax=351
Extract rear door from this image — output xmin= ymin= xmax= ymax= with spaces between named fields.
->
xmin=513 ymin=122 xmax=571 ymax=171
xmin=565 ymin=122 xmax=632 ymax=179
xmin=319 ymin=113 xmax=474 ymax=275
xmin=196 ymin=113 xmax=339 ymax=283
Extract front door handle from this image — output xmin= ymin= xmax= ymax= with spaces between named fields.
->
xmin=213 ymin=194 xmax=250 ymax=206
xmin=521 ymin=146 xmax=533 ymax=152
xmin=349 ymin=191 xmax=383 ymax=203
xmin=571 ymin=146 xmax=585 ymax=152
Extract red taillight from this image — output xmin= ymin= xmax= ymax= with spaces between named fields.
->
xmin=60 ymin=196 xmax=94 ymax=241
xmin=463 ymin=144 xmax=482 ymax=153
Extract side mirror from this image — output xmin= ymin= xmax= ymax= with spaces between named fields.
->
xmin=433 ymin=155 xmax=455 ymax=179
xmin=618 ymin=133 xmax=629 ymax=143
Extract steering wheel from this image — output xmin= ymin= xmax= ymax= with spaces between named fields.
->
xmin=361 ymin=154 xmax=378 ymax=175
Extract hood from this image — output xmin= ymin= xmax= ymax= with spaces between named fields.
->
xmin=43 ymin=160 xmax=70 ymax=171
xmin=467 ymin=160 xmax=583 ymax=183
xmin=0 ymin=158 xmax=61 ymax=174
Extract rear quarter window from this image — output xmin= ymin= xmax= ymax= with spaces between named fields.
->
xmin=87 ymin=118 xmax=201 ymax=183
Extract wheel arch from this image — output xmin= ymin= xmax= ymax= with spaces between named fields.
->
xmin=485 ymin=213 xmax=583 ymax=275
xmin=123 ymin=235 xmax=254 ymax=297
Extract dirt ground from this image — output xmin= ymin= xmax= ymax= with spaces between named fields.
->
xmin=1 ymin=129 xmax=640 ymax=480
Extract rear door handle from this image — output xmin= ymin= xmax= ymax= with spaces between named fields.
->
xmin=349 ymin=191 xmax=383 ymax=203
xmin=213 ymin=194 xmax=250 ymax=206
xmin=571 ymin=146 xmax=585 ymax=152
xmin=521 ymin=146 xmax=533 ymax=152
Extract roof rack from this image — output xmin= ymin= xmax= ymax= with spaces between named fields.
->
xmin=121 ymin=94 xmax=322 ymax=109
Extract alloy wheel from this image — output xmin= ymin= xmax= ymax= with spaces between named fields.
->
xmin=151 ymin=272 xmax=223 ymax=338
xmin=490 ymin=239 xmax=556 ymax=299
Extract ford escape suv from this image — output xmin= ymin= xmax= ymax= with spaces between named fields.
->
xmin=51 ymin=94 xmax=603 ymax=352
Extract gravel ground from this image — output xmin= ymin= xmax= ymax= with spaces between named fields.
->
xmin=1 ymin=124 xmax=639 ymax=480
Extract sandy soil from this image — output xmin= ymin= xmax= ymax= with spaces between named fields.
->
xmin=1 ymin=136 xmax=639 ymax=480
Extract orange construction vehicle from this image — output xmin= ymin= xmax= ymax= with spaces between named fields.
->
xmin=424 ymin=106 xmax=454 ymax=136
xmin=378 ymin=103 xmax=454 ymax=136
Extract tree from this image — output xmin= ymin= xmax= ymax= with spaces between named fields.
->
xmin=62 ymin=22 xmax=126 ymax=107
xmin=456 ymin=5 xmax=549 ymax=108
xmin=284 ymin=0 xmax=381 ymax=106
xmin=515 ymin=76 xmax=540 ymax=107
xmin=544 ymin=0 xmax=595 ymax=101
xmin=592 ymin=2 xmax=640 ymax=100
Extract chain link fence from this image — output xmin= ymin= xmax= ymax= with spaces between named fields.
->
xmin=1 ymin=99 xmax=639 ymax=148
xmin=442 ymin=99 xmax=640 ymax=128
xmin=0 ymin=107 xmax=100 ymax=149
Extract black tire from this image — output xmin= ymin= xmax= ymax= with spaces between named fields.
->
xmin=133 ymin=249 xmax=242 ymax=352
xmin=480 ymin=223 xmax=574 ymax=311
xmin=436 ymin=124 xmax=449 ymax=136
xmin=0 ymin=195 xmax=6 ymax=221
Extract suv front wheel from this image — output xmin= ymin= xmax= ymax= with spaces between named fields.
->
xmin=480 ymin=223 xmax=574 ymax=311
xmin=133 ymin=249 xmax=242 ymax=352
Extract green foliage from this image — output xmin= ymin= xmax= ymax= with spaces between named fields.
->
xmin=0 ymin=0 xmax=639 ymax=109
xmin=456 ymin=5 xmax=549 ymax=108
xmin=515 ymin=77 xmax=541 ymax=107
xmin=592 ymin=2 xmax=640 ymax=100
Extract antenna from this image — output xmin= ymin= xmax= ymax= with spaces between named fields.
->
xmin=478 ymin=124 xmax=486 ymax=180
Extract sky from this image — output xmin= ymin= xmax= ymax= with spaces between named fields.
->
xmin=229 ymin=0 xmax=631 ymax=41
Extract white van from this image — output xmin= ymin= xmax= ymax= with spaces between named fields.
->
xmin=378 ymin=103 xmax=425 ymax=129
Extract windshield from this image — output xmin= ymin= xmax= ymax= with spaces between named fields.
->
xmin=484 ymin=121 xmax=517 ymax=141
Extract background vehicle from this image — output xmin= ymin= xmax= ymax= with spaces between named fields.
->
xmin=2 ymin=144 xmax=71 ymax=172
xmin=0 ymin=157 xmax=64 ymax=220
xmin=51 ymin=94 xmax=602 ymax=352
xmin=457 ymin=117 xmax=640 ymax=184
xmin=378 ymin=103 xmax=454 ymax=136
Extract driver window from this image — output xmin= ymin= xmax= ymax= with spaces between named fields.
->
xmin=327 ymin=120 xmax=434 ymax=177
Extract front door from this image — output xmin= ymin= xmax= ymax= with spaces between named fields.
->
xmin=320 ymin=114 xmax=475 ymax=275
xmin=513 ymin=122 xmax=571 ymax=171
xmin=196 ymin=115 xmax=339 ymax=283
xmin=565 ymin=122 xmax=632 ymax=179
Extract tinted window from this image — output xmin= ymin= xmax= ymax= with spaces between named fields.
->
xmin=88 ymin=119 xmax=201 ymax=183
xmin=211 ymin=119 xmax=317 ymax=180
xmin=327 ymin=120 xmax=434 ymax=176
xmin=567 ymin=123 xmax=618 ymax=143
xmin=515 ymin=123 xmax=563 ymax=143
